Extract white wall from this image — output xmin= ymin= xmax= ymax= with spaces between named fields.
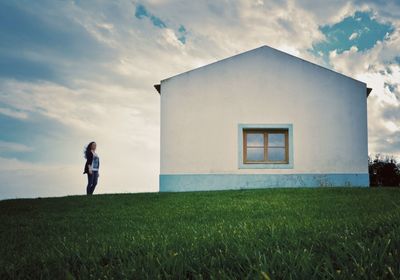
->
xmin=160 ymin=46 xmax=368 ymax=175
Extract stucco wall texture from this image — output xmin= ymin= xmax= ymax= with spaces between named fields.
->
xmin=158 ymin=46 xmax=369 ymax=190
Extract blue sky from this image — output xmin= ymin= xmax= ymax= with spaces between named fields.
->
xmin=0 ymin=0 xmax=400 ymax=199
xmin=134 ymin=3 xmax=187 ymax=43
xmin=312 ymin=11 xmax=394 ymax=62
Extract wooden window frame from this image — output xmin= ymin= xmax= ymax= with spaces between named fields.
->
xmin=243 ymin=129 xmax=289 ymax=164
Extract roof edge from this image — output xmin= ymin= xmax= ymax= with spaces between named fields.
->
xmin=367 ymin=87 xmax=372 ymax=98
xmin=160 ymin=45 xmax=267 ymax=83
xmin=154 ymin=84 xmax=161 ymax=94
xmin=156 ymin=45 xmax=368 ymax=87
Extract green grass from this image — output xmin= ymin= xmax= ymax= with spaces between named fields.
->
xmin=1 ymin=188 xmax=400 ymax=279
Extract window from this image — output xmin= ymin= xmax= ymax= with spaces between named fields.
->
xmin=243 ymin=129 xmax=289 ymax=164
xmin=238 ymin=124 xmax=293 ymax=169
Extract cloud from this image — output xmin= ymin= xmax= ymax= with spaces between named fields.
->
xmin=0 ymin=1 xmax=115 ymax=85
xmin=134 ymin=2 xmax=187 ymax=45
xmin=0 ymin=106 xmax=28 ymax=120
xmin=314 ymin=4 xmax=400 ymax=157
xmin=318 ymin=6 xmax=400 ymax=160
xmin=349 ymin=32 xmax=359 ymax=40
xmin=135 ymin=3 xmax=167 ymax=28
xmin=312 ymin=11 xmax=394 ymax=63
xmin=0 ymin=141 xmax=33 ymax=153
xmin=177 ymin=25 xmax=187 ymax=44
xmin=0 ymin=156 xmax=83 ymax=200
xmin=0 ymin=77 xmax=160 ymax=195
xmin=356 ymin=66 xmax=400 ymax=159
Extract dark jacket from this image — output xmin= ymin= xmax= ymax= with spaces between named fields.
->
xmin=83 ymin=152 xmax=93 ymax=174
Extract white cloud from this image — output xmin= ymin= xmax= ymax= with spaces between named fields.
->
xmin=0 ymin=157 xmax=83 ymax=199
xmin=161 ymin=28 xmax=184 ymax=48
xmin=0 ymin=141 xmax=33 ymax=153
xmin=0 ymin=107 xmax=28 ymax=120
xmin=349 ymin=32 xmax=359 ymax=40
xmin=321 ymin=5 xmax=400 ymax=159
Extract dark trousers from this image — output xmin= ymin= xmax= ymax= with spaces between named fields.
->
xmin=86 ymin=171 xmax=99 ymax=195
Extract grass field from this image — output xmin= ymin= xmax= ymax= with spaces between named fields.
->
xmin=1 ymin=188 xmax=400 ymax=279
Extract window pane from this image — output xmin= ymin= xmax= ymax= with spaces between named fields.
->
xmin=268 ymin=133 xmax=285 ymax=147
xmin=268 ymin=147 xmax=286 ymax=161
xmin=246 ymin=133 xmax=264 ymax=146
xmin=246 ymin=147 xmax=264 ymax=161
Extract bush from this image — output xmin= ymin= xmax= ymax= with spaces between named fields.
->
xmin=368 ymin=154 xmax=400 ymax=187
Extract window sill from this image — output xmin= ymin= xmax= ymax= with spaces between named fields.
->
xmin=244 ymin=161 xmax=289 ymax=164
xmin=239 ymin=162 xmax=294 ymax=169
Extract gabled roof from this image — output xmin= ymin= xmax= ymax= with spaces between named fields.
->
xmin=154 ymin=45 xmax=371 ymax=97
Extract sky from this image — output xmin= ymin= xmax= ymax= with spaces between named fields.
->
xmin=0 ymin=0 xmax=399 ymax=200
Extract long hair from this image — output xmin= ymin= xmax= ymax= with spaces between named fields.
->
xmin=84 ymin=141 xmax=96 ymax=159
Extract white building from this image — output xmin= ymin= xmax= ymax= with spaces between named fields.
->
xmin=154 ymin=45 xmax=371 ymax=192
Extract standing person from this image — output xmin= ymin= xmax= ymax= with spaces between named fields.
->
xmin=83 ymin=141 xmax=100 ymax=195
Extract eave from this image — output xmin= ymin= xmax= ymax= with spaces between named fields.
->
xmin=154 ymin=84 xmax=161 ymax=94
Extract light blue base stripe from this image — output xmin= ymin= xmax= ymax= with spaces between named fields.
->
xmin=159 ymin=173 xmax=369 ymax=192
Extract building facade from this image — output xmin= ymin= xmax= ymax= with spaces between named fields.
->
xmin=155 ymin=46 xmax=370 ymax=191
